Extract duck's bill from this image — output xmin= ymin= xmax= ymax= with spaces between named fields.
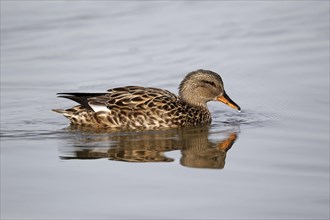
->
xmin=217 ymin=92 xmax=241 ymax=111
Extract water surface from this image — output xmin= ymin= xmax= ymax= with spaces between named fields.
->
xmin=1 ymin=1 xmax=329 ymax=219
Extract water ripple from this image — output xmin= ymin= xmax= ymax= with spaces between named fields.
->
xmin=212 ymin=109 xmax=274 ymax=127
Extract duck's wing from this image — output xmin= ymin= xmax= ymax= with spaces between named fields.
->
xmin=90 ymin=86 xmax=178 ymax=111
xmin=57 ymin=86 xmax=178 ymax=113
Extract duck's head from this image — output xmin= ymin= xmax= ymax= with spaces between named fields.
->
xmin=179 ymin=69 xmax=241 ymax=110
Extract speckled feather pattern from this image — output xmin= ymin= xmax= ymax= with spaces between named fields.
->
xmin=53 ymin=86 xmax=211 ymax=130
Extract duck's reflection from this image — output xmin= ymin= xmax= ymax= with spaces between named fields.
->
xmin=60 ymin=126 xmax=239 ymax=169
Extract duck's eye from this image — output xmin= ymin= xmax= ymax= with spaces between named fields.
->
xmin=202 ymin=80 xmax=216 ymax=87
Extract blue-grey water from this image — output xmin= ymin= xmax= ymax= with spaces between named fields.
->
xmin=1 ymin=1 xmax=329 ymax=219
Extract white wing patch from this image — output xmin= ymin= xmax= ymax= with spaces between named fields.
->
xmin=89 ymin=103 xmax=110 ymax=112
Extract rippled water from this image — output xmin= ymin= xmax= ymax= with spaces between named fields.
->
xmin=1 ymin=2 xmax=329 ymax=219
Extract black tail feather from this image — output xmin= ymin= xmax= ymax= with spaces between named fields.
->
xmin=57 ymin=92 xmax=106 ymax=97
xmin=57 ymin=93 xmax=106 ymax=111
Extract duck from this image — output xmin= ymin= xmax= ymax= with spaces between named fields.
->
xmin=53 ymin=69 xmax=240 ymax=130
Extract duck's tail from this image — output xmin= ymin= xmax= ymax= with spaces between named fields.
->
xmin=52 ymin=107 xmax=80 ymax=119
xmin=52 ymin=108 xmax=71 ymax=117
xmin=52 ymin=105 xmax=96 ymax=126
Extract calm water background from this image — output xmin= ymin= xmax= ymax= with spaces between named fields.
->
xmin=1 ymin=1 xmax=329 ymax=219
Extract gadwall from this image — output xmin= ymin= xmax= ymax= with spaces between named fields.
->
xmin=53 ymin=69 xmax=240 ymax=130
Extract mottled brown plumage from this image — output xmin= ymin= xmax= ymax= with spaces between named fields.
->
xmin=53 ymin=69 xmax=240 ymax=130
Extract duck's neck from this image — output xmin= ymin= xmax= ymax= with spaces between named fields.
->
xmin=179 ymin=96 xmax=208 ymax=108
xmin=179 ymin=97 xmax=209 ymax=110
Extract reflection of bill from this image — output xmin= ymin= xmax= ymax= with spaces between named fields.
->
xmin=181 ymin=133 xmax=237 ymax=169
xmin=60 ymin=126 xmax=239 ymax=169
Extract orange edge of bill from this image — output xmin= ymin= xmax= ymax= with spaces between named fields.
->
xmin=216 ymin=93 xmax=241 ymax=111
